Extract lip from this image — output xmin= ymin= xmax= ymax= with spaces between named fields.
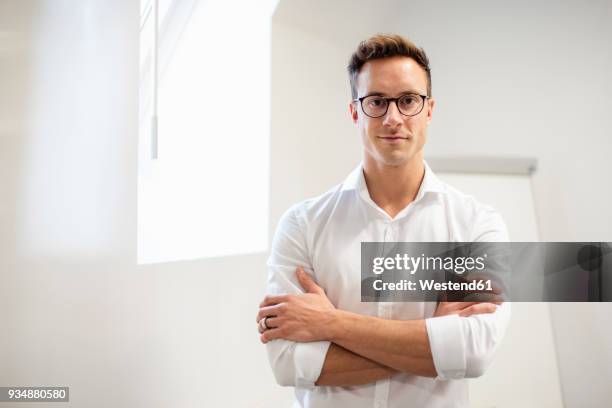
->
xmin=378 ymin=136 xmax=409 ymax=141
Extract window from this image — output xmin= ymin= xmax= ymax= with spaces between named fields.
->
xmin=138 ymin=0 xmax=278 ymax=264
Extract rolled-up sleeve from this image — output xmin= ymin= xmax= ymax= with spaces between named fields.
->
xmin=426 ymin=302 xmax=511 ymax=379
xmin=265 ymin=204 xmax=331 ymax=388
xmin=426 ymin=203 xmax=512 ymax=380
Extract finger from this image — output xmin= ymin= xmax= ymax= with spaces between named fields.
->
xmin=260 ymin=328 xmax=283 ymax=344
xmin=258 ymin=316 xmax=281 ymax=333
xmin=259 ymin=294 xmax=289 ymax=308
xmin=466 ymin=293 xmax=505 ymax=303
xmin=435 ymin=301 xmax=477 ymax=317
xmin=436 ymin=301 xmax=478 ymax=312
xmin=257 ymin=319 xmax=268 ymax=334
xmin=263 ymin=316 xmax=280 ymax=331
xmin=296 ymin=267 xmax=323 ymax=295
xmin=459 ymin=303 xmax=498 ymax=317
xmin=256 ymin=304 xmax=282 ymax=322
xmin=265 ymin=316 xmax=280 ymax=329
xmin=462 ymin=292 xmax=503 ymax=302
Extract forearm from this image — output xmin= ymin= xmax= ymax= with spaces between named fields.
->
xmin=315 ymin=343 xmax=397 ymax=386
xmin=329 ymin=310 xmax=437 ymax=377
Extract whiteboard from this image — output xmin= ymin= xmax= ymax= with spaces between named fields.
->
xmin=435 ymin=167 xmax=564 ymax=408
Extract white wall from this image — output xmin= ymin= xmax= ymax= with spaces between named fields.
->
xmin=1 ymin=1 xmax=290 ymax=407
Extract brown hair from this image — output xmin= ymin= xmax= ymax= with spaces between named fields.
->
xmin=347 ymin=34 xmax=431 ymax=99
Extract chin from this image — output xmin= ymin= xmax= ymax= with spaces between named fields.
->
xmin=379 ymin=153 xmax=412 ymax=167
xmin=364 ymin=141 xmax=421 ymax=167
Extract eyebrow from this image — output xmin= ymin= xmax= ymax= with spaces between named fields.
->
xmin=362 ymin=90 xmax=425 ymax=98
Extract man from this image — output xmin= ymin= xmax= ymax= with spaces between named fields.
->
xmin=256 ymin=34 xmax=510 ymax=408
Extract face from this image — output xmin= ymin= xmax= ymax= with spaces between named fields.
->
xmin=349 ymin=56 xmax=435 ymax=168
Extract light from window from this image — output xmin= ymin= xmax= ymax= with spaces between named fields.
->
xmin=138 ymin=0 xmax=278 ymax=264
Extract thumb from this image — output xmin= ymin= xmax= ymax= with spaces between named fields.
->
xmin=296 ymin=267 xmax=323 ymax=294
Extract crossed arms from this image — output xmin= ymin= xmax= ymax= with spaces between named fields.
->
xmin=257 ymin=267 xmax=506 ymax=387
xmin=258 ymin=207 xmax=510 ymax=388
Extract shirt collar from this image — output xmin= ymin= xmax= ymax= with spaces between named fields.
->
xmin=340 ymin=160 xmax=447 ymax=199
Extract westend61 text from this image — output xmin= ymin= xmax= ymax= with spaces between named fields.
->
xmin=373 ymin=279 xmax=493 ymax=292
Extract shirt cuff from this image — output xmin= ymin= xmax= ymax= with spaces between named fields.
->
xmin=425 ymin=314 xmax=466 ymax=380
xmin=293 ymin=341 xmax=332 ymax=389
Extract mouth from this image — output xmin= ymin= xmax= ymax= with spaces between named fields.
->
xmin=378 ymin=135 xmax=409 ymax=142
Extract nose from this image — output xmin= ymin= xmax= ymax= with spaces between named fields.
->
xmin=382 ymin=100 xmax=403 ymax=128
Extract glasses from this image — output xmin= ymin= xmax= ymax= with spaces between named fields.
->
xmin=354 ymin=93 xmax=428 ymax=118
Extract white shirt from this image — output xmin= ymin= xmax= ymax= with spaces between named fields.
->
xmin=265 ymin=161 xmax=511 ymax=408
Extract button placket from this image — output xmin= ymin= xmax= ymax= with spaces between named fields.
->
xmin=373 ymin=223 xmax=392 ymax=408
xmin=378 ymin=221 xmax=395 ymax=319
xmin=372 ymin=378 xmax=390 ymax=408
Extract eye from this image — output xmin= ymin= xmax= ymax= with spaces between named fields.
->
xmin=367 ymin=97 xmax=386 ymax=108
xmin=398 ymin=94 xmax=419 ymax=107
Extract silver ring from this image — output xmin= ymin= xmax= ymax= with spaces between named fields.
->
xmin=262 ymin=316 xmax=270 ymax=330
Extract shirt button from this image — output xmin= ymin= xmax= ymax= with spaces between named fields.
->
xmin=375 ymin=401 xmax=383 ymax=408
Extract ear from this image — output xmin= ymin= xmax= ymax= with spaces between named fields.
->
xmin=349 ymin=100 xmax=359 ymax=124
xmin=426 ymin=97 xmax=435 ymax=125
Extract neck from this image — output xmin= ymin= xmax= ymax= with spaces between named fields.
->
xmin=362 ymin=153 xmax=425 ymax=218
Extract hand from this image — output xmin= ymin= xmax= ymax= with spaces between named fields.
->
xmin=443 ymin=272 xmax=506 ymax=303
xmin=434 ymin=300 xmax=502 ymax=318
xmin=256 ymin=267 xmax=336 ymax=344
xmin=435 ymin=272 xmax=505 ymax=317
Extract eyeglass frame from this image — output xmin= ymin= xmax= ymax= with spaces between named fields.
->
xmin=353 ymin=93 xmax=429 ymax=118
